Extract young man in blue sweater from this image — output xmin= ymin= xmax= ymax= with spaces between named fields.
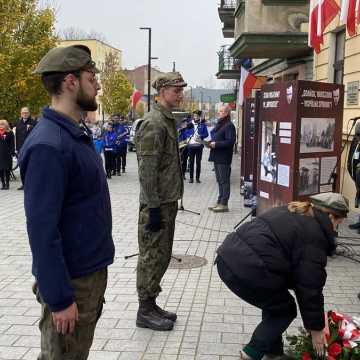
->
xmin=19 ymin=45 xmax=115 ymax=359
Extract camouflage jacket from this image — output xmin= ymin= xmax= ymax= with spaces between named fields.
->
xmin=135 ymin=103 xmax=183 ymax=208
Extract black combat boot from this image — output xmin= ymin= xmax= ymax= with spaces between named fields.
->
xmin=150 ymin=297 xmax=177 ymax=322
xmin=0 ymin=180 xmax=5 ymax=190
xmin=136 ymin=299 xmax=174 ymax=331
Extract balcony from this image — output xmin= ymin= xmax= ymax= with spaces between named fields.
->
xmin=216 ymin=45 xmax=241 ymax=80
xmin=218 ymin=0 xmax=236 ymax=38
xmin=229 ymin=32 xmax=310 ymax=59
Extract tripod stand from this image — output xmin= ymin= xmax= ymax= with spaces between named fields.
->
xmin=328 ymin=117 xmax=359 ymax=192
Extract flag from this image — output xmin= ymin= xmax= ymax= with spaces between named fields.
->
xmin=340 ymin=0 xmax=357 ymax=36
xmin=356 ymin=0 xmax=360 ymax=24
xmin=131 ymin=89 xmax=142 ymax=109
xmin=308 ymin=0 xmax=340 ymax=53
xmin=239 ymin=66 xmax=257 ymax=107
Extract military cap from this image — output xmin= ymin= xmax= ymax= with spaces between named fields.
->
xmin=33 ymin=45 xmax=99 ymax=75
xmin=310 ymin=192 xmax=349 ymax=218
xmin=152 ymin=72 xmax=187 ymax=91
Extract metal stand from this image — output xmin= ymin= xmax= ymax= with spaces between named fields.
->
xmin=124 ymin=253 xmax=182 ymax=262
xmin=233 ymin=206 xmax=256 ymax=230
xmin=178 ymin=197 xmax=201 ymax=215
xmin=328 ymin=118 xmax=358 ymax=192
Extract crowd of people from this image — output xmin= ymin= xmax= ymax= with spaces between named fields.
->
xmin=0 ymin=106 xmax=131 ymax=190
xmin=0 ymin=44 xmax=352 ymax=360
xmin=86 ymin=114 xmax=130 ymax=178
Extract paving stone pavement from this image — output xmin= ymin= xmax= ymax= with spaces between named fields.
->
xmin=1 ymin=149 xmax=360 ymax=360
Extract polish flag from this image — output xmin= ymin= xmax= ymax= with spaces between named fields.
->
xmin=340 ymin=0 xmax=357 ymax=36
xmin=239 ymin=66 xmax=257 ymax=107
xmin=308 ymin=0 xmax=340 ymax=53
xmin=131 ymin=89 xmax=142 ymax=108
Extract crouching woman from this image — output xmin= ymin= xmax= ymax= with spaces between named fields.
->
xmin=216 ymin=193 xmax=349 ymax=360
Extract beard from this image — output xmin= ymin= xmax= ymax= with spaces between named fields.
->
xmin=76 ymin=86 xmax=98 ymax=112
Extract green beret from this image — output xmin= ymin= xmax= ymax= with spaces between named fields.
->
xmin=152 ymin=72 xmax=187 ymax=91
xmin=310 ymin=192 xmax=349 ymax=218
xmin=33 ymin=45 xmax=100 ymax=75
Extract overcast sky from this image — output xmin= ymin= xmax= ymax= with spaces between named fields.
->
xmin=54 ymin=0 xmax=232 ymax=88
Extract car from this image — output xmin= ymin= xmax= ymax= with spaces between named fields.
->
xmin=128 ymin=118 xmax=144 ymax=152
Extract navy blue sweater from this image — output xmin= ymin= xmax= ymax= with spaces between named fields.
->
xmin=19 ymin=107 xmax=115 ymax=312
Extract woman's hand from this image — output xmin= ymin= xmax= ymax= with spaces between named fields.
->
xmin=310 ymin=329 xmax=327 ymax=358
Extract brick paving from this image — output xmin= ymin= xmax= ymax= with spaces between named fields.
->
xmin=0 ymin=150 xmax=360 ymax=360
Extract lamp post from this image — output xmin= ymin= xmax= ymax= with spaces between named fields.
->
xmin=140 ymin=27 xmax=158 ymax=112
xmin=188 ymin=85 xmax=193 ymax=111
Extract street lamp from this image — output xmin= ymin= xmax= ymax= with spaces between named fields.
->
xmin=140 ymin=27 xmax=158 ymax=112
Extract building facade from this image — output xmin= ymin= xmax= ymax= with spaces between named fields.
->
xmin=217 ymin=0 xmax=311 ymax=149
xmin=58 ymin=39 xmax=123 ymax=121
xmin=218 ymin=0 xmax=360 ymax=208
xmin=313 ymin=1 xmax=360 ymax=206
xmin=123 ymin=65 xmax=166 ymax=109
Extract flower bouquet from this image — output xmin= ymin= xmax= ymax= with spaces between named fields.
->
xmin=287 ymin=311 xmax=360 ymax=360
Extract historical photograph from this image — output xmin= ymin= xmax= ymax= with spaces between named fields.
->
xmin=300 ymin=117 xmax=335 ymax=153
xmin=298 ymin=158 xmax=320 ymax=196
xmin=260 ymin=121 xmax=278 ymax=183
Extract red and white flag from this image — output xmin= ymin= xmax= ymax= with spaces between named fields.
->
xmin=308 ymin=0 xmax=340 ymax=53
xmin=340 ymin=0 xmax=357 ymax=36
xmin=239 ymin=66 xmax=257 ymax=107
xmin=131 ymin=89 xmax=142 ymax=108
xmin=356 ymin=0 xmax=360 ymax=23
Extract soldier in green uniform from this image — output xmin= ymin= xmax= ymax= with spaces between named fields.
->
xmin=135 ymin=72 xmax=187 ymax=331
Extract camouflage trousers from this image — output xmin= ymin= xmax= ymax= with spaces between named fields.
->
xmin=33 ymin=268 xmax=108 ymax=360
xmin=137 ymin=202 xmax=178 ymax=300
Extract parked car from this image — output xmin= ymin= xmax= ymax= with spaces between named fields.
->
xmin=128 ymin=118 xmax=144 ymax=152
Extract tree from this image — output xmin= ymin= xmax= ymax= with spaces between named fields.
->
xmin=0 ymin=0 xmax=57 ymax=123
xmin=59 ymin=27 xmax=107 ymax=42
xmin=100 ymin=52 xmax=133 ymax=117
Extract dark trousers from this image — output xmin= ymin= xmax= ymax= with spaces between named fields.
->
xmin=104 ymin=150 xmax=115 ymax=176
xmin=0 ymin=169 xmax=10 ymax=186
xmin=214 ymin=163 xmax=231 ymax=205
xmin=216 ymin=256 xmax=297 ymax=359
xmin=115 ymin=146 xmax=127 ymax=173
xmin=180 ymin=147 xmax=189 ymax=176
xmin=188 ymin=146 xmax=203 ymax=180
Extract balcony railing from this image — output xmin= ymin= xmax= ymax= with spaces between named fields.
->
xmin=218 ymin=46 xmax=239 ymax=73
xmin=220 ymin=0 xmax=236 ymax=9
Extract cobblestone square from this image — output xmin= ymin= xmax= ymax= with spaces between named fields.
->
xmin=0 ymin=151 xmax=359 ymax=359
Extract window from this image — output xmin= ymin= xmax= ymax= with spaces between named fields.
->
xmin=333 ymin=30 xmax=346 ymax=84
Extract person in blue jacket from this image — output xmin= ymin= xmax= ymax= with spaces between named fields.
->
xmin=19 ymin=45 xmax=115 ymax=359
xmin=178 ymin=118 xmax=190 ymax=179
xmin=187 ymin=110 xmax=209 ymax=183
xmin=114 ymin=116 xmax=129 ymax=174
xmin=103 ymin=122 xmax=117 ymax=179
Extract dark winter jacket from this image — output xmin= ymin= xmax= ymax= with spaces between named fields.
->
xmin=15 ymin=117 xmax=37 ymax=152
xmin=0 ymin=131 xmax=15 ymax=170
xmin=347 ymin=135 xmax=360 ymax=181
xmin=209 ymin=117 xmax=236 ymax=164
xmin=19 ymin=107 xmax=115 ymax=312
xmin=217 ymin=206 xmax=336 ymax=331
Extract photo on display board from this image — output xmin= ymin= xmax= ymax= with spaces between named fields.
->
xmin=298 ymin=158 xmax=320 ymax=196
xmin=260 ymin=121 xmax=278 ymax=183
xmin=300 ymin=118 xmax=335 ymax=153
